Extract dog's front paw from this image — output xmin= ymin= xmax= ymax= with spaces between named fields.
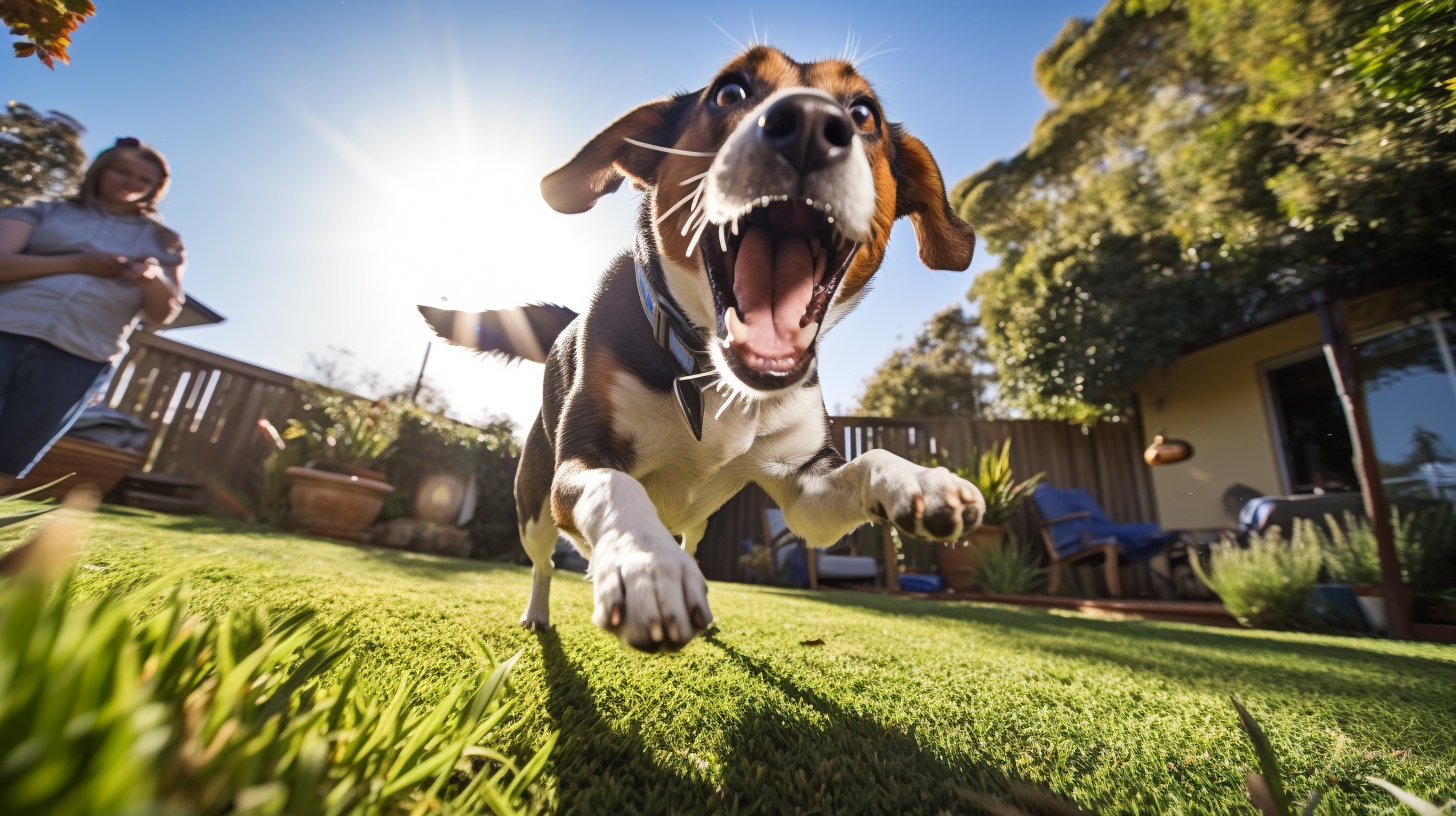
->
xmin=588 ymin=535 xmax=712 ymax=651
xmin=872 ymin=466 xmax=985 ymax=542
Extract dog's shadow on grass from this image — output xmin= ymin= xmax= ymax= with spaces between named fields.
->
xmin=537 ymin=629 xmax=726 ymax=813
xmin=537 ymin=625 xmax=1079 ymax=815
xmin=702 ymin=631 xmax=1042 ymax=815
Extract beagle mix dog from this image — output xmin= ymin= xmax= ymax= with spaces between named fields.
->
xmin=420 ymin=46 xmax=984 ymax=651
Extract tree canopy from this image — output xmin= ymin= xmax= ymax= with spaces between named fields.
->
xmin=3 ymin=0 xmax=96 ymax=68
xmin=854 ymin=305 xmax=995 ymax=418
xmin=0 ymin=100 xmax=85 ymax=208
xmin=955 ymin=0 xmax=1456 ymax=423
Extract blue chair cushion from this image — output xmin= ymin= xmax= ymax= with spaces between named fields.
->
xmin=1033 ymin=485 xmax=1177 ymax=563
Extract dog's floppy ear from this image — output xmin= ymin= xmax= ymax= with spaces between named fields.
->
xmin=541 ymin=92 xmax=700 ymax=214
xmin=890 ymin=125 xmax=976 ymax=271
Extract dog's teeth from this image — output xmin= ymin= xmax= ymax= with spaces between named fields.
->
xmin=731 ymin=218 xmax=739 ymax=236
xmin=806 ymin=198 xmax=813 ymax=206
xmin=726 ymin=307 xmax=748 ymax=344
xmin=719 ymin=223 xmax=727 ymax=253
xmin=826 ymin=216 xmax=834 ymax=224
xmin=824 ymin=203 xmax=832 ymax=211
xmin=792 ymin=321 xmax=820 ymax=350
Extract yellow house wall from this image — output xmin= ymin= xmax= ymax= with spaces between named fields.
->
xmin=1135 ymin=287 xmax=1431 ymax=530
xmin=1137 ymin=317 xmax=1319 ymax=529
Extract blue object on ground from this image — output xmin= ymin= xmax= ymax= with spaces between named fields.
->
xmin=1311 ymin=583 xmax=1371 ymax=632
xmin=551 ymin=537 xmax=589 ymax=573
xmin=1032 ymin=485 xmax=1178 ymax=563
xmin=898 ymin=573 xmax=945 ymax=593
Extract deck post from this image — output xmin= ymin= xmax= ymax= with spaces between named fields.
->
xmin=1313 ymin=292 xmax=1410 ymax=639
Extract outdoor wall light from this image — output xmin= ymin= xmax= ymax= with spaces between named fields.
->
xmin=1144 ymin=433 xmax=1194 ymax=466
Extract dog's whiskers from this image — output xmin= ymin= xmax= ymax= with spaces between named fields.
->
xmin=679 ymin=172 xmax=709 ymax=186
xmin=686 ymin=212 xmax=712 ymax=256
xmin=624 ymin=137 xmax=717 ymax=157
xmin=655 ymin=188 xmax=699 ymax=226
xmin=714 ymin=389 xmax=736 ymax=421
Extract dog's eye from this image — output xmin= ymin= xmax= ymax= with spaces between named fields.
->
xmin=715 ymin=82 xmax=749 ymax=107
xmin=849 ymin=101 xmax=877 ymax=131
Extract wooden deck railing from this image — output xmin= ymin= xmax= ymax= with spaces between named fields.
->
xmin=104 ymin=331 xmax=301 ymax=505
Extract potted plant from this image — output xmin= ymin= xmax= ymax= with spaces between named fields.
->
xmin=935 ymin=440 xmax=1044 ymax=593
xmin=1316 ymin=506 xmax=1456 ymax=632
xmin=281 ymin=385 xmax=401 ymax=541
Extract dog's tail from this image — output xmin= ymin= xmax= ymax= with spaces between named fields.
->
xmin=417 ymin=303 xmax=578 ymax=364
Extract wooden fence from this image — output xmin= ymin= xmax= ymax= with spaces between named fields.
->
xmin=695 ymin=415 xmax=1158 ymax=582
xmin=95 ymin=335 xmax=1157 ymax=585
xmin=104 ymin=331 xmax=301 ymax=508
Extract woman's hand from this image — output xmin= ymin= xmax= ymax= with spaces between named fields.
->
xmin=80 ymin=252 xmax=135 ymax=278
xmin=133 ymin=257 xmax=182 ymax=325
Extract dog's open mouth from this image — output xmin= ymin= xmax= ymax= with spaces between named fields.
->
xmin=700 ymin=198 xmax=858 ymax=388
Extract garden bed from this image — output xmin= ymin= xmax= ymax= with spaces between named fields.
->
xmin=5 ymin=506 xmax=1454 ymax=815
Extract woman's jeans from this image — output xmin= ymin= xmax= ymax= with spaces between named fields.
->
xmin=0 ymin=331 xmax=113 ymax=478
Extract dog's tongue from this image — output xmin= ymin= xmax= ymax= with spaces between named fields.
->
xmin=731 ymin=225 xmax=822 ymax=368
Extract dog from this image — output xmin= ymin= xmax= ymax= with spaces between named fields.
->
xmin=420 ymin=46 xmax=985 ymax=651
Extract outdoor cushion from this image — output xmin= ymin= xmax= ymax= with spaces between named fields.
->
xmin=1033 ymin=485 xmax=1176 ymax=563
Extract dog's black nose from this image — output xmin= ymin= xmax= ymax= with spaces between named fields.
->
xmin=756 ymin=93 xmax=854 ymax=175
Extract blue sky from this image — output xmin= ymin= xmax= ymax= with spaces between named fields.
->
xmin=5 ymin=0 xmax=1100 ymax=430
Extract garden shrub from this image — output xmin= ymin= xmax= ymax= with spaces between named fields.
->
xmin=974 ymin=535 xmax=1046 ymax=595
xmin=1316 ymin=507 xmax=1456 ymax=594
xmin=1193 ymin=523 xmax=1323 ymax=630
xmin=377 ymin=405 xmax=521 ymax=560
xmin=0 ymin=565 xmax=555 ymax=815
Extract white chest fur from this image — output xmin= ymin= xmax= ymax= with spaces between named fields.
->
xmin=608 ymin=371 xmax=828 ymax=534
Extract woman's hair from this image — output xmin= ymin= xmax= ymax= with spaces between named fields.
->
xmin=72 ymin=137 xmax=172 ymax=215
xmin=70 ymin=137 xmax=183 ymax=254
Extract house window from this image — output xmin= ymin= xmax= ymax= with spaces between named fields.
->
xmin=1267 ymin=355 xmax=1359 ymax=494
xmin=1266 ymin=315 xmax=1456 ymax=499
xmin=1358 ymin=317 xmax=1456 ymax=501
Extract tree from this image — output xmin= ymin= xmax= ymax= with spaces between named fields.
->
xmin=0 ymin=100 xmax=85 ymax=208
xmin=3 ymin=0 xmax=96 ymax=68
xmin=303 ymin=345 xmax=452 ymax=415
xmin=855 ymin=305 xmax=996 ymax=418
xmin=956 ymin=0 xmax=1456 ymax=423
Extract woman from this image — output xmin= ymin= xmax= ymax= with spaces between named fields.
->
xmin=0 ymin=137 xmax=185 ymax=491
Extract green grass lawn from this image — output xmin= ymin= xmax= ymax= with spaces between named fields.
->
xmin=5 ymin=506 xmax=1454 ymax=815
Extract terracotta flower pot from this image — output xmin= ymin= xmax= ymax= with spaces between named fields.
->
xmin=934 ymin=524 xmax=1006 ymax=593
xmin=286 ymin=466 xmax=394 ymax=542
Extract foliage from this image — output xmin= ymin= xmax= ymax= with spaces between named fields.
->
xmin=1193 ymin=523 xmax=1324 ymax=629
xmin=955 ymin=439 xmax=1045 ymax=527
xmin=0 ymin=557 xmax=555 ymax=813
xmin=973 ymin=535 xmax=1047 ymax=594
xmin=377 ymin=403 xmax=520 ymax=559
xmin=304 ymin=345 xmax=452 ymax=416
xmin=28 ymin=507 xmax=1456 ymax=816
xmin=1315 ymin=506 xmax=1456 ymax=592
xmin=284 ymin=381 xmax=403 ymax=470
xmin=2 ymin=0 xmax=94 ymax=67
xmin=0 ymin=100 xmax=84 ymax=208
xmin=1231 ymin=696 xmax=1324 ymax=816
xmin=855 ymin=304 xmax=997 ymax=418
xmin=956 ymin=0 xmax=1456 ymax=421
xmin=1230 ymin=696 xmax=1454 ymax=816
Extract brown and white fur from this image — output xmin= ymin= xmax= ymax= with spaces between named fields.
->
xmin=421 ymin=47 xmax=984 ymax=651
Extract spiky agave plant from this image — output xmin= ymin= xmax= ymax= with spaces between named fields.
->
xmin=955 ymin=440 xmax=1044 ymax=527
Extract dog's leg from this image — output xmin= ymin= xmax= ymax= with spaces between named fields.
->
xmin=516 ymin=416 xmax=558 ymax=631
xmin=519 ymin=504 xmax=558 ymax=630
xmin=679 ymin=521 xmax=707 ymax=557
xmin=767 ymin=449 xmax=985 ymax=548
xmin=553 ymin=461 xmax=712 ymax=650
